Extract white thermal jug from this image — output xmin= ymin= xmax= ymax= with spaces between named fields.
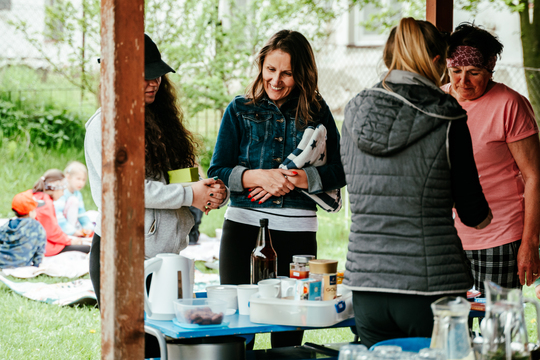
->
xmin=144 ymin=253 xmax=194 ymax=320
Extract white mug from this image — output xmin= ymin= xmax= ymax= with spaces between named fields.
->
xmin=258 ymin=279 xmax=281 ymax=298
xmin=280 ymin=278 xmax=296 ymax=299
xmin=237 ymin=284 xmax=259 ymax=315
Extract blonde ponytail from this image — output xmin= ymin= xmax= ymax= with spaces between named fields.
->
xmin=383 ymin=17 xmax=447 ymax=89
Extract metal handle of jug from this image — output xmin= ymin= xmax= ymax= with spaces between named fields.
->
xmin=144 ymin=257 xmax=164 ymax=319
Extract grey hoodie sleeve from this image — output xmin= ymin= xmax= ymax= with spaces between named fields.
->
xmin=144 ymin=181 xmax=193 ymax=209
xmin=84 ymin=109 xmax=193 ymax=221
xmin=84 ymin=109 xmax=104 ymax=236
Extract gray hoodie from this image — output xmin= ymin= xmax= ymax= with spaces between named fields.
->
xmin=84 ymin=108 xmax=194 ymax=258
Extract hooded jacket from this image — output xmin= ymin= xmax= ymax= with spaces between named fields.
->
xmin=340 ymin=70 xmax=477 ymax=295
xmin=84 ymin=109 xmax=194 ymax=259
xmin=0 ymin=218 xmax=46 ymax=268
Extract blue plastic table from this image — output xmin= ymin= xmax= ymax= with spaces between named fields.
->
xmin=145 ymin=313 xmax=356 ymax=339
xmin=144 ymin=313 xmax=355 ymax=360
xmin=144 ymin=294 xmax=485 ymax=360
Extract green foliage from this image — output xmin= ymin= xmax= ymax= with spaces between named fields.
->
xmin=455 ymin=0 xmax=524 ymax=14
xmin=0 ymin=98 xmax=86 ymax=150
xmin=9 ymin=0 xmax=343 ymax=118
xmin=198 ymin=137 xmax=217 ymax=174
xmin=146 ymin=0 xmax=339 ymax=115
xmin=8 ymin=0 xmax=100 ymax=95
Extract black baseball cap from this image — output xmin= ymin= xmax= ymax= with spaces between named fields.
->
xmin=96 ymin=34 xmax=176 ymax=80
xmin=144 ymin=34 xmax=175 ymax=80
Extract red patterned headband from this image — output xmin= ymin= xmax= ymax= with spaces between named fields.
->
xmin=446 ymin=45 xmax=496 ymax=72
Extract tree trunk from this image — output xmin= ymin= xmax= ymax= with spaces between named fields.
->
xmin=520 ymin=0 xmax=540 ymax=123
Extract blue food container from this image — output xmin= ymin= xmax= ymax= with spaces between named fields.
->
xmin=370 ymin=337 xmax=431 ymax=352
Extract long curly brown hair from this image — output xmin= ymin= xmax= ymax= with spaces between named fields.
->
xmin=145 ymin=75 xmax=198 ymax=181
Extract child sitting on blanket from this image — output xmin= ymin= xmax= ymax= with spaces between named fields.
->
xmin=0 ymin=190 xmax=46 ymax=268
xmin=54 ymin=161 xmax=94 ymax=237
xmin=33 ymin=169 xmax=91 ymax=256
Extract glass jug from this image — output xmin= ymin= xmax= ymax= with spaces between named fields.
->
xmin=431 ymin=296 xmax=475 ymax=360
xmin=481 ymin=281 xmax=540 ymax=360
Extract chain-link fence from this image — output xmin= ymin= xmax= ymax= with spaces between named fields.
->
xmin=1 ymin=0 xmax=538 ymax=132
xmin=317 ymin=45 xmax=385 ymax=121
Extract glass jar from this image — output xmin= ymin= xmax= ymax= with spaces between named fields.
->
xmin=309 ymin=259 xmax=338 ymax=301
xmin=289 ymin=255 xmax=315 ymax=279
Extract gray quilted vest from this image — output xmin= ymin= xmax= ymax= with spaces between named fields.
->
xmin=340 ymin=70 xmax=473 ymax=295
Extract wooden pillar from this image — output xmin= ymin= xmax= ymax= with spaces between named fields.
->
xmin=426 ymin=0 xmax=454 ymax=33
xmin=100 ymin=0 xmax=145 ymax=358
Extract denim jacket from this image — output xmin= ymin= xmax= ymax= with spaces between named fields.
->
xmin=208 ymin=94 xmax=345 ymax=210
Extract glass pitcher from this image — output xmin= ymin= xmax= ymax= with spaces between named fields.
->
xmin=431 ymin=296 xmax=475 ymax=360
xmin=481 ymin=281 xmax=540 ymax=360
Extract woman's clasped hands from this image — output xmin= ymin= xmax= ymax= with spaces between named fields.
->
xmin=191 ymin=178 xmax=227 ymax=214
xmin=245 ymin=169 xmax=308 ymax=204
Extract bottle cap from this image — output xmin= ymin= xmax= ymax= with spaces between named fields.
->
xmin=260 ymin=218 xmax=268 ymax=227
xmin=292 ymin=255 xmax=316 ymax=264
xmin=309 ymin=259 xmax=338 ymax=274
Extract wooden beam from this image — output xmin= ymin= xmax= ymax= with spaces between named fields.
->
xmin=100 ymin=0 xmax=145 ymax=358
xmin=426 ymin=0 xmax=454 ymax=33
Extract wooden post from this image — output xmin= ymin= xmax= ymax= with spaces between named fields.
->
xmin=426 ymin=0 xmax=454 ymax=33
xmin=100 ymin=0 xmax=145 ymax=358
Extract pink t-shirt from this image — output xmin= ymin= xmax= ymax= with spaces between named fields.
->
xmin=442 ymin=83 xmax=539 ymax=250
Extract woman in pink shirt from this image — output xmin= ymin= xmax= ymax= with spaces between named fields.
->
xmin=33 ymin=169 xmax=90 ymax=256
xmin=443 ymin=23 xmax=540 ymax=293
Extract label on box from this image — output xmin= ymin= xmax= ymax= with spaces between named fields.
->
xmin=295 ymin=278 xmax=322 ymax=301
xmin=322 ymin=274 xmax=337 ymax=301
xmin=308 ymin=280 xmax=322 ymax=301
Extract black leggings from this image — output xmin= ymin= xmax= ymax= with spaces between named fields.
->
xmin=89 ymin=233 xmax=160 ymax=358
xmin=219 ymin=219 xmax=317 ymax=348
xmin=352 ymin=291 xmax=467 ymax=348
xmin=219 ymin=219 xmax=317 ymax=284
xmin=59 ymin=244 xmax=91 ymax=254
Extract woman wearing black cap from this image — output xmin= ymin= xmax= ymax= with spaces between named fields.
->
xmin=84 ymin=34 xmax=228 ymax=307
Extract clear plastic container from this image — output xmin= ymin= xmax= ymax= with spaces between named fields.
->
xmin=173 ymin=298 xmax=227 ymax=325
xmin=249 ymin=284 xmax=353 ymax=327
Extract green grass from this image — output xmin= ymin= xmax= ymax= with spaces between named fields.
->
xmin=0 ymin=274 xmax=100 ymax=359
xmin=0 ymin=65 xmax=99 ymax=119
xmin=2 ymin=142 xmax=540 ymax=358
xmin=0 ymin=144 xmax=96 ymax=218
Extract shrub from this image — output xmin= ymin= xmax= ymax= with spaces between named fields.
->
xmin=0 ymin=99 xmax=86 ymax=149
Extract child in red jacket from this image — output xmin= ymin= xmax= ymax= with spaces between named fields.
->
xmin=33 ymin=169 xmax=90 ymax=256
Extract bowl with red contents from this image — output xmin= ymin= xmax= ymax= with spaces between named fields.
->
xmin=173 ymin=298 xmax=227 ymax=326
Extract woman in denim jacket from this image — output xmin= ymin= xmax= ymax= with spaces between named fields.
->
xmin=208 ymin=30 xmax=345 ymax=347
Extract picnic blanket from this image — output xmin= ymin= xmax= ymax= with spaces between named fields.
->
xmin=0 ymin=232 xmax=220 ymax=305
xmin=0 ymin=274 xmax=96 ymax=306
xmin=1 ymin=251 xmax=89 ymax=278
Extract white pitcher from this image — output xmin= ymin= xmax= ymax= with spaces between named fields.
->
xmin=144 ymin=253 xmax=194 ymax=320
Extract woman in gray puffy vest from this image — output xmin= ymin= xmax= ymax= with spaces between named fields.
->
xmin=340 ymin=17 xmax=492 ymax=347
